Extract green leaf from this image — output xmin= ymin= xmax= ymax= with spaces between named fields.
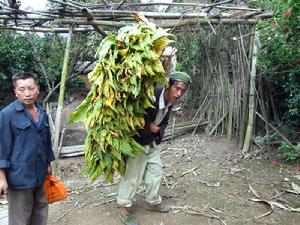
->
xmin=68 ymin=93 xmax=92 ymax=123
xmin=95 ymin=34 xmax=116 ymax=61
xmin=151 ymin=27 xmax=173 ymax=42
xmin=120 ymin=140 xmax=134 ymax=157
xmin=130 ymin=139 xmax=145 ymax=153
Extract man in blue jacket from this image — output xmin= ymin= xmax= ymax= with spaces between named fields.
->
xmin=117 ymin=71 xmax=191 ymax=225
xmin=0 ymin=72 xmax=55 ymax=225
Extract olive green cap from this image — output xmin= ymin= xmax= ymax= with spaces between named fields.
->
xmin=169 ymin=71 xmax=192 ymax=86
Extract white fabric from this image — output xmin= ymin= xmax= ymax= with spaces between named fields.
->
xmin=154 ymin=88 xmax=172 ymax=125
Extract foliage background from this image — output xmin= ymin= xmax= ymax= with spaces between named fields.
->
xmin=256 ymin=0 xmax=299 ymax=126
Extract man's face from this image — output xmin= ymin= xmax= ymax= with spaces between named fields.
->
xmin=168 ymin=81 xmax=188 ymax=102
xmin=14 ymin=78 xmax=39 ymax=108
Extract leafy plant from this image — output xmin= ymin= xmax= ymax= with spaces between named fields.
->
xmin=279 ymin=141 xmax=300 ymax=161
xmin=0 ymin=72 xmax=7 ymax=83
xmin=0 ymin=30 xmax=37 ymax=89
xmin=256 ymin=0 xmax=300 ymax=131
xmin=69 ymin=21 xmax=174 ymax=182
xmin=254 ymin=132 xmax=278 ymax=145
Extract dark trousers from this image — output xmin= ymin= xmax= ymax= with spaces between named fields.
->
xmin=7 ymin=185 xmax=48 ymax=225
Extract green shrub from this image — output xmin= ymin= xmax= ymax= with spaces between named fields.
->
xmin=279 ymin=141 xmax=300 ymax=161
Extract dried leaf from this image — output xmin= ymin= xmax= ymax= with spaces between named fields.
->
xmin=291 ymin=182 xmax=300 ymax=194
xmin=248 ymin=184 xmax=260 ymax=198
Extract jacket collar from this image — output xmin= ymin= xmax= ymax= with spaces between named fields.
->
xmin=14 ymin=100 xmax=25 ymax=111
xmin=14 ymin=99 xmax=43 ymax=112
xmin=158 ymin=88 xmax=172 ymax=110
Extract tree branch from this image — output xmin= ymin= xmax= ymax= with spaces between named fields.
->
xmin=81 ymin=7 xmax=107 ymax=37
xmin=43 ymin=61 xmax=94 ymax=104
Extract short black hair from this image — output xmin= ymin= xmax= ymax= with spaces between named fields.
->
xmin=12 ymin=72 xmax=39 ymax=89
xmin=169 ymin=78 xmax=175 ymax=86
xmin=168 ymin=78 xmax=185 ymax=87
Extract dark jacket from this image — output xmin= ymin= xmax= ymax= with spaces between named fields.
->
xmin=134 ymin=85 xmax=172 ymax=146
xmin=0 ymin=100 xmax=55 ymax=189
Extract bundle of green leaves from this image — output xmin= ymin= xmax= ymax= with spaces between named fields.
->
xmin=69 ymin=21 xmax=174 ymax=182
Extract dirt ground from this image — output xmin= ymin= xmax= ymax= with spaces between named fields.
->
xmin=48 ymin=134 xmax=300 ymax=225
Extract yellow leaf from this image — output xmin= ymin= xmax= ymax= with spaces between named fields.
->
xmin=118 ymin=48 xmax=129 ymax=57
xmin=153 ymin=37 xmax=173 ymax=55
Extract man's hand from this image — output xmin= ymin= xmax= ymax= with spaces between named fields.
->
xmin=149 ymin=122 xmax=160 ymax=133
xmin=47 ymin=164 xmax=52 ymax=175
xmin=0 ymin=169 xmax=8 ymax=196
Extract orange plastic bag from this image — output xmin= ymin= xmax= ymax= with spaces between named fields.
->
xmin=43 ymin=175 xmax=68 ymax=204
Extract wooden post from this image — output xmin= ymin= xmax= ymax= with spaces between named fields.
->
xmin=53 ymin=25 xmax=74 ymax=174
xmin=242 ymin=30 xmax=258 ymax=153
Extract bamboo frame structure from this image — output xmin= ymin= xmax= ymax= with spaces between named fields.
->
xmin=0 ymin=0 xmax=268 ymax=33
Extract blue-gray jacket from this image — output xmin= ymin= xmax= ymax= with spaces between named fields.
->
xmin=0 ymin=100 xmax=55 ymax=189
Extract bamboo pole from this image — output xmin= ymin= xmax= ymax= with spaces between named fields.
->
xmin=41 ymin=10 xmax=210 ymax=18
xmin=54 ymin=18 xmax=257 ymax=27
xmin=0 ymin=15 xmax=51 ymax=19
xmin=0 ymin=26 xmax=94 ymax=33
xmin=54 ymin=18 xmax=129 ymax=28
xmin=48 ymin=0 xmax=82 ymax=10
xmin=238 ymin=27 xmax=251 ymax=148
xmin=239 ymin=85 xmax=248 ymax=148
xmin=209 ymin=113 xmax=228 ymax=136
xmin=192 ymin=98 xmax=211 ymax=136
xmin=192 ymin=89 xmax=211 ymax=121
xmin=226 ymin=86 xmax=234 ymax=141
xmin=242 ymin=30 xmax=258 ymax=153
xmin=119 ymin=0 xmax=234 ymax=9
xmin=53 ymin=25 xmax=74 ymax=174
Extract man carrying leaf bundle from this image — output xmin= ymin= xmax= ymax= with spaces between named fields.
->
xmin=117 ymin=71 xmax=191 ymax=225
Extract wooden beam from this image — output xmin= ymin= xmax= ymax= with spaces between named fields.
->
xmin=0 ymin=26 xmax=94 ymax=32
xmin=76 ymin=10 xmax=211 ymax=18
xmin=48 ymin=0 xmax=82 ymax=10
xmin=55 ymin=18 xmax=257 ymax=27
xmin=120 ymin=0 xmax=233 ymax=9
xmin=161 ymin=18 xmax=257 ymax=27
xmin=59 ymin=120 xmax=209 ymax=158
xmin=55 ymin=18 xmax=129 ymax=27
xmin=81 ymin=7 xmax=107 ymax=37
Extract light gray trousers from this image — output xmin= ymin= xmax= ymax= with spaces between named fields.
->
xmin=7 ymin=185 xmax=48 ymax=225
xmin=117 ymin=144 xmax=163 ymax=207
